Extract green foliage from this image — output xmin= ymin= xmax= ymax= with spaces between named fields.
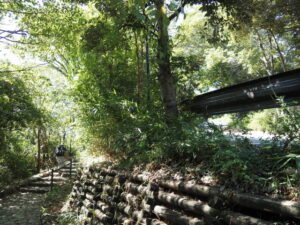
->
xmin=0 ymin=131 xmax=36 ymax=188
xmin=45 ymin=183 xmax=73 ymax=203
xmin=84 ymin=107 xmax=233 ymax=167
xmin=0 ymin=74 xmax=42 ymax=129
xmin=227 ymin=113 xmax=251 ymax=132
xmin=1 ymin=0 xmax=299 ymax=197
xmin=204 ymin=61 xmax=252 ymax=88
xmin=210 ymin=137 xmax=262 ymax=184
xmin=42 ymin=183 xmax=79 ymax=225
xmin=2 ymin=137 xmax=34 ymax=173
xmin=248 ymin=99 xmax=300 ymax=151
xmin=209 ymin=142 xmax=300 ymax=192
xmin=56 ymin=212 xmax=80 ymax=225
xmin=264 ymin=106 xmax=300 ymax=149
xmin=212 ymin=148 xmax=251 ymax=183
xmin=0 ymin=73 xmax=41 ymax=186
xmin=0 ymin=65 xmax=78 ymax=185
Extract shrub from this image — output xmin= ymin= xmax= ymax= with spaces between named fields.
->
xmin=263 ymin=100 xmax=300 ymax=150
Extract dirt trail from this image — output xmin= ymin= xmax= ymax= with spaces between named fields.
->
xmin=0 ymin=192 xmax=45 ymax=225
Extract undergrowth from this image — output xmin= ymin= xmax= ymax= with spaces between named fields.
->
xmin=41 ymin=183 xmax=79 ymax=225
xmin=85 ymin=106 xmax=300 ymax=198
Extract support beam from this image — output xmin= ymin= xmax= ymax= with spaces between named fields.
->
xmin=182 ymin=69 xmax=300 ymax=115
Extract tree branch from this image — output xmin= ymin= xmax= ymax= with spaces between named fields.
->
xmin=0 ymin=63 xmax=48 ymax=74
xmin=168 ymin=1 xmax=187 ymax=21
xmin=0 ymin=29 xmax=59 ymax=39
xmin=0 ymin=36 xmax=42 ymax=45
xmin=0 ymin=9 xmax=40 ymax=15
xmin=50 ymin=64 xmax=68 ymax=76
xmin=0 ymin=29 xmax=29 ymax=36
xmin=269 ymin=29 xmax=287 ymax=72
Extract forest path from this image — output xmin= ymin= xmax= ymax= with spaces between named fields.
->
xmin=0 ymin=160 xmax=79 ymax=225
xmin=0 ymin=192 xmax=46 ymax=225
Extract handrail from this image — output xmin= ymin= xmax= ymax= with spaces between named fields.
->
xmin=182 ymin=68 xmax=300 ymax=115
xmin=50 ymin=159 xmax=73 ymax=191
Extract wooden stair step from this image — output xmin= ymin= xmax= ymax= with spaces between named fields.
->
xmin=52 ymin=172 xmax=61 ymax=176
xmin=28 ymin=181 xmax=61 ymax=187
xmin=40 ymin=177 xmax=68 ymax=182
xmin=60 ymin=164 xmax=78 ymax=168
xmin=20 ymin=187 xmax=49 ymax=193
xmin=61 ymin=173 xmax=75 ymax=177
xmin=62 ymin=164 xmax=78 ymax=167
xmin=59 ymin=168 xmax=77 ymax=172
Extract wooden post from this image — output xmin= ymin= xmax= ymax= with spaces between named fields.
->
xmin=69 ymin=138 xmax=72 ymax=157
xmin=70 ymin=158 xmax=72 ymax=178
xmin=50 ymin=169 xmax=54 ymax=191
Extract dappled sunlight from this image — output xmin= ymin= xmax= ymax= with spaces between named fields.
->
xmin=79 ymin=153 xmax=107 ymax=167
xmin=0 ymin=0 xmax=300 ymax=224
xmin=0 ymin=192 xmax=45 ymax=225
xmin=281 ymin=200 xmax=298 ymax=207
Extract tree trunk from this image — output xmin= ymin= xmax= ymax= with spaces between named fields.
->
xmin=155 ymin=0 xmax=178 ymax=121
xmin=41 ymin=128 xmax=48 ymax=168
xmin=145 ymin=34 xmax=151 ymax=105
xmin=62 ymin=129 xmax=66 ymax=145
xmin=37 ymin=128 xmax=41 ymax=173
xmin=134 ymin=31 xmax=144 ymax=105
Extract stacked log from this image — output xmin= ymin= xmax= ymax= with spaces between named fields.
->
xmin=102 ymin=167 xmax=300 ymax=220
xmin=69 ymin=163 xmax=300 ymax=225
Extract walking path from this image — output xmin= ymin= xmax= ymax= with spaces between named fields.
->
xmin=0 ymin=192 xmax=46 ymax=225
xmin=0 ymin=161 xmax=78 ymax=225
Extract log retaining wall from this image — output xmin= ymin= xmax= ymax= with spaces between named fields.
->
xmin=69 ymin=162 xmax=300 ymax=225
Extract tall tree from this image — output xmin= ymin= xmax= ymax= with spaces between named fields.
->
xmin=89 ymin=0 xmax=257 ymax=121
xmin=154 ymin=0 xmax=179 ymax=120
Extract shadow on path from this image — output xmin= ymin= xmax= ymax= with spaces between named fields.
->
xmin=0 ymin=192 xmax=45 ymax=225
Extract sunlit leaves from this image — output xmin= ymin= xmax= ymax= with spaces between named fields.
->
xmin=0 ymin=74 xmax=41 ymax=129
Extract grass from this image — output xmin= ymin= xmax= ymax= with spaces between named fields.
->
xmin=45 ymin=183 xmax=73 ymax=204
xmin=41 ymin=182 xmax=80 ymax=225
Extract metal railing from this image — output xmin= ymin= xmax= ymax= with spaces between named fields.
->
xmin=182 ymin=68 xmax=300 ymax=115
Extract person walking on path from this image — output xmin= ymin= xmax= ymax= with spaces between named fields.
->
xmin=55 ymin=144 xmax=69 ymax=166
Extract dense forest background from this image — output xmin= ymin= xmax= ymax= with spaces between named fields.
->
xmin=0 ymin=0 xmax=299 ymax=196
